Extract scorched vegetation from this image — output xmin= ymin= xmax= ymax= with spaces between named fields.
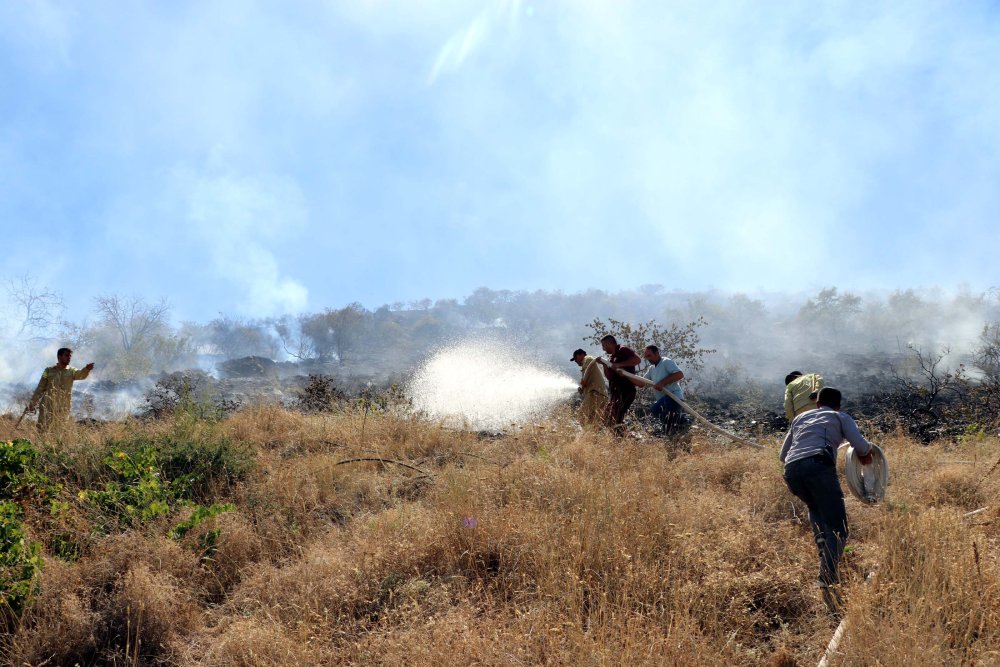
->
xmin=0 ymin=400 xmax=999 ymax=666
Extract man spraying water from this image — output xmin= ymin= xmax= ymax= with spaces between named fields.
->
xmin=570 ymin=348 xmax=607 ymax=428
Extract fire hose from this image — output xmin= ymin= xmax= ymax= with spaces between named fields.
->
xmin=841 ymin=443 xmax=889 ymax=504
xmin=597 ymin=359 xmax=765 ymax=449
xmin=599 ymin=359 xmax=890 ymax=667
xmin=597 ymin=359 xmax=890 ymax=502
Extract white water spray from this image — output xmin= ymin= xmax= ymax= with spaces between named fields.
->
xmin=408 ymin=339 xmax=578 ymax=430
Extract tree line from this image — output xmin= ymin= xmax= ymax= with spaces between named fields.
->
xmin=3 ymin=276 xmax=1000 ymax=399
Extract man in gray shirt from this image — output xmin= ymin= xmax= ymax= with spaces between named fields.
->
xmin=780 ymin=387 xmax=873 ymax=610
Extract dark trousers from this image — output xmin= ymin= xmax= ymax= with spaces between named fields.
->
xmin=783 ymin=455 xmax=848 ymax=586
xmin=603 ymin=386 xmax=637 ymax=434
xmin=650 ymin=394 xmax=685 ymax=435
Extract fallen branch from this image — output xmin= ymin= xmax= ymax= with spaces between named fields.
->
xmin=335 ymin=457 xmax=432 ymax=476
xmin=975 ymin=454 xmax=1000 ymax=491
xmin=963 ymin=507 xmax=988 ymax=519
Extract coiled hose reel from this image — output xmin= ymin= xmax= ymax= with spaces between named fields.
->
xmin=841 ymin=443 xmax=889 ymax=504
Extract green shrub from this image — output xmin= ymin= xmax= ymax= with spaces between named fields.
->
xmin=80 ymin=433 xmax=252 ymax=533
xmin=0 ymin=501 xmax=43 ymax=615
xmin=80 ymin=448 xmax=171 ymax=530
xmin=98 ymin=433 xmax=254 ymax=502
xmin=0 ymin=439 xmax=58 ymax=502
xmin=155 ymin=436 xmax=253 ymax=500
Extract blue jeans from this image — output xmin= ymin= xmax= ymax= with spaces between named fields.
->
xmin=783 ymin=455 xmax=848 ymax=586
xmin=650 ymin=394 xmax=682 ymax=420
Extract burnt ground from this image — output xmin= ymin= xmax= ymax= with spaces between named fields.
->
xmin=2 ymin=354 xmax=997 ymax=444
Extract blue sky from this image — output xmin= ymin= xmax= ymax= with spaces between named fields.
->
xmin=2 ymin=1 xmax=999 ymax=323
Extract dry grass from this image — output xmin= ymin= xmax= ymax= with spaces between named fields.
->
xmin=2 ymin=406 xmax=1000 ymax=665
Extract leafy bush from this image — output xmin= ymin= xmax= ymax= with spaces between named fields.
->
xmin=80 ymin=448 xmax=171 ymax=530
xmin=142 ymin=370 xmax=216 ymax=419
xmin=0 ymin=501 xmax=43 ymax=615
xmin=81 ymin=431 xmax=254 ymax=532
xmin=100 ymin=433 xmax=254 ymax=502
xmin=153 ymin=435 xmax=253 ymax=500
xmin=0 ymin=439 xmax=58 ymax=502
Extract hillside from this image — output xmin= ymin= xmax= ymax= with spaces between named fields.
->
xmin=1 ymin=406 xmax=998 ymax=666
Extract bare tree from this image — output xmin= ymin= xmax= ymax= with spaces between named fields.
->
xmin=583 ymin=316 xmax=715 ymax=372
xmin=891 ymin=344 xmax=965 ymax=415
xmin=208 ymin=316 xmax=279 ymax=359
xmin=272 ymin=315 xmax=314 ymax=361
xmin=5 ymin=274 xmax=64 ymax=340
xmin=94 ymin=295 xmax=170 ymax=353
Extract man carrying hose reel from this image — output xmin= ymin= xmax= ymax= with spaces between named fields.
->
xmin=780 ymin=387 xmax=874 ymax=615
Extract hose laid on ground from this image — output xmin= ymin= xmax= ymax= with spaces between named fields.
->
xmin=598 ymin=360 xmax=889 ymax=501
xmin=597 ymin=359 xmax=765 ymax=449
xmin=817 ymin=571 xmax=877 ymax=667
xmin=841 ymin=443 xmax=890 ymax=504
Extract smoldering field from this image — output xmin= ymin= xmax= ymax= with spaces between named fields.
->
xmin=4 ymin=284 xmax=1000 ymax=434
xmin=2 ymin=406 xmax=1000 ymax=666
xmin=2 ymin=284 xmax=1000 ymax=665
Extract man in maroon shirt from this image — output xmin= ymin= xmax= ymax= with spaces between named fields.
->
xmin=599 ymin=334 xmax=642 ymax=434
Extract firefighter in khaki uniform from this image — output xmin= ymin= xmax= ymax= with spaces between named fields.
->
xmin=27 ymin=348 xmax=95 ymax=433
xmin=784 ymin=371 xmax=824 ymax=421
xmin=571 ymin=349 xmax=608 ymax=428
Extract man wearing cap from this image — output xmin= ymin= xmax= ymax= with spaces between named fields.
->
xmin=784 ymin=371 xmax=824 ymax=421
xmin=27 ymin=347 xmax=96 ymax=433
xmin=599 ymin=335 xmax=641 ymax=435
xmin=571 ymin=348 xmax=607 ymax=428
xmin=779 ymin=387 xmax=873 ymax=613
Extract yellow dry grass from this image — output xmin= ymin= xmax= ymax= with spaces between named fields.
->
xmin=2 ymin=406 xmax=999 ymax=666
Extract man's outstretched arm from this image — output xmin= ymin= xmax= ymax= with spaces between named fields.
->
xmin=73 ymin=362 xmax=96 ymax=380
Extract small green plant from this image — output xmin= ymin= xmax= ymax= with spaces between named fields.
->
xmin=156 ymin=436 xmax=253 ymax=501
xmin=169 ymin=502 xmax=235 ymax=563
xmin=356 ymin=384 xmax=410 ymax=414
xmin=0 ymin=439 xmax=58 ymax=502
xmin=80 ymin=449 xmax=171 ymax=530
xmin=168 ymin=502 xmax=235 ymax=540
xmin=958 ymin=423 xmax=988 ymax=445
xmin=0 ymin=501 xmax=43 ymax=614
